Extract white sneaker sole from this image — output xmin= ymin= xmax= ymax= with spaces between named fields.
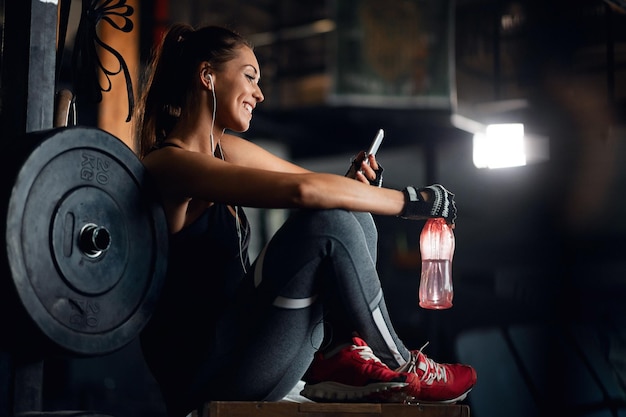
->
xmin=301 ymin=381 xmax=409 ymax=402
xmin=406 ymin=387 xmax=472 ymax=404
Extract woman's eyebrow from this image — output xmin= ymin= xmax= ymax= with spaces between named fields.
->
xmin=244 ymin=65 xmax=259 ymax=74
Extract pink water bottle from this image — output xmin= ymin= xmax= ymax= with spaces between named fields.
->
xmin=418 ymin=218 xmax=454 ymax=309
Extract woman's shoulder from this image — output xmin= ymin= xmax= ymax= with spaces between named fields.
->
xmin=221 ymin=132 xmax=248 ymax=147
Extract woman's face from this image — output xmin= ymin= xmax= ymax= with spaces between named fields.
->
xmin=213 ymin=45 xmax=264 ymax=133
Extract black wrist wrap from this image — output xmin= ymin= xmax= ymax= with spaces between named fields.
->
xmin=400 ymin=186 xmax=430 ymax=218
xmin=369 ymin=165 xmax=384 ymax=187
xmin=400 ymin=184 xmax=457 ymax=223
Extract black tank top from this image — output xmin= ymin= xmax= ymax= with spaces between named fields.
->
xmin=141 ymin=143 xmax=251 ymax=384
xmin=150 ymin=141 xmax=251 ymax=303
xmin=168 ymin=202 xmax=251 ymax=306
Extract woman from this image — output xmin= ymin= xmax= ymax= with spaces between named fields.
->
xmin=135 ymin=23 xmax=476 ymax=417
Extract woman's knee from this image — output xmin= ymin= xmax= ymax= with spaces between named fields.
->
xmin=293 ymin=209 xmax=375 ymax=235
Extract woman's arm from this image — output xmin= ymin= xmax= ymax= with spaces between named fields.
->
xmin=143 ymin=144 xmax=406 ymax=216
xmin=220 ymin=133 xmax=311 ymax=174
xmin=221 ymin=133 xmax=379 ymax=184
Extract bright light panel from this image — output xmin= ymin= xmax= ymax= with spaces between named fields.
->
xmin=473 ymin=123 xmax=526 ymax=169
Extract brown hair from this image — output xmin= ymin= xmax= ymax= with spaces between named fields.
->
xmin=135 ymin=24 xmax=251 ymax=158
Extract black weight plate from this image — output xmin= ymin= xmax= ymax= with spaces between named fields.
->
xmin=6 ymin=127 xmax=167 ymax=356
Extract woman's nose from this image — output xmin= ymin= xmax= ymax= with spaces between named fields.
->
xmin=254 ymin=85 xmax=264 ymax=103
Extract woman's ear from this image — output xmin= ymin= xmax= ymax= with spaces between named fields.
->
xmin=200 ymin=65 xmax=214 ymax=89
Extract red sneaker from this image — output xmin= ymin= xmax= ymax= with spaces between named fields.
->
xmin=301 ymin=337 xmax=420 ymax=402
xmin=396 ymin=343 xmax=477 ymax=403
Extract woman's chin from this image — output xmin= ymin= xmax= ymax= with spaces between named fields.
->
xmin=234 ymin=122 xmax=251 ymax=133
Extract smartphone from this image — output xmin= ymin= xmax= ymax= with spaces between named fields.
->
xmin=366 ymin=129 xmax=384 ymax=157
xmin=362 ymin=129 xmax=384 ymax=169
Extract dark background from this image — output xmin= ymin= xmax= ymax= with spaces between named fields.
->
xmin=3 ymin=1 xmax=626 ymax=416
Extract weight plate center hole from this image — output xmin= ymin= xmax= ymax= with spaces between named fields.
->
xmin=79 ymin=223 xmax=112 ymax=258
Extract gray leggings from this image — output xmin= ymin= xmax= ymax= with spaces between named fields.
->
xmin=191 ymin=209 xmax=411 ymax=406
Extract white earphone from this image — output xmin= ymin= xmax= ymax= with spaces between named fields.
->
xmin=203 ymin=71 xmax=246 ymax=273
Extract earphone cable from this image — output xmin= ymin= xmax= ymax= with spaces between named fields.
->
xmin=209 ymin=76 xmax=216 ymax=154
xmin=211 ymin=82 xmax=247 ymax=275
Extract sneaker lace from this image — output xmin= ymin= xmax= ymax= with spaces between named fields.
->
xmin=409 ymin=342 xmax=448 ymax=385
xmin=351 ymin=344 xmax=385 ymax=365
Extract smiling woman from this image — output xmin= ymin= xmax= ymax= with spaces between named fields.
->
xmin=133 ymin=23 xmax=474 ymax=417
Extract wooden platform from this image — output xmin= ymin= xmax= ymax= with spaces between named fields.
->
xmin=198 ymin=402 xmax=470 ymax=417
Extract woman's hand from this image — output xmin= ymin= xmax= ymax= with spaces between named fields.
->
xmin=345 ymin=152 xmax=384 ymax=187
